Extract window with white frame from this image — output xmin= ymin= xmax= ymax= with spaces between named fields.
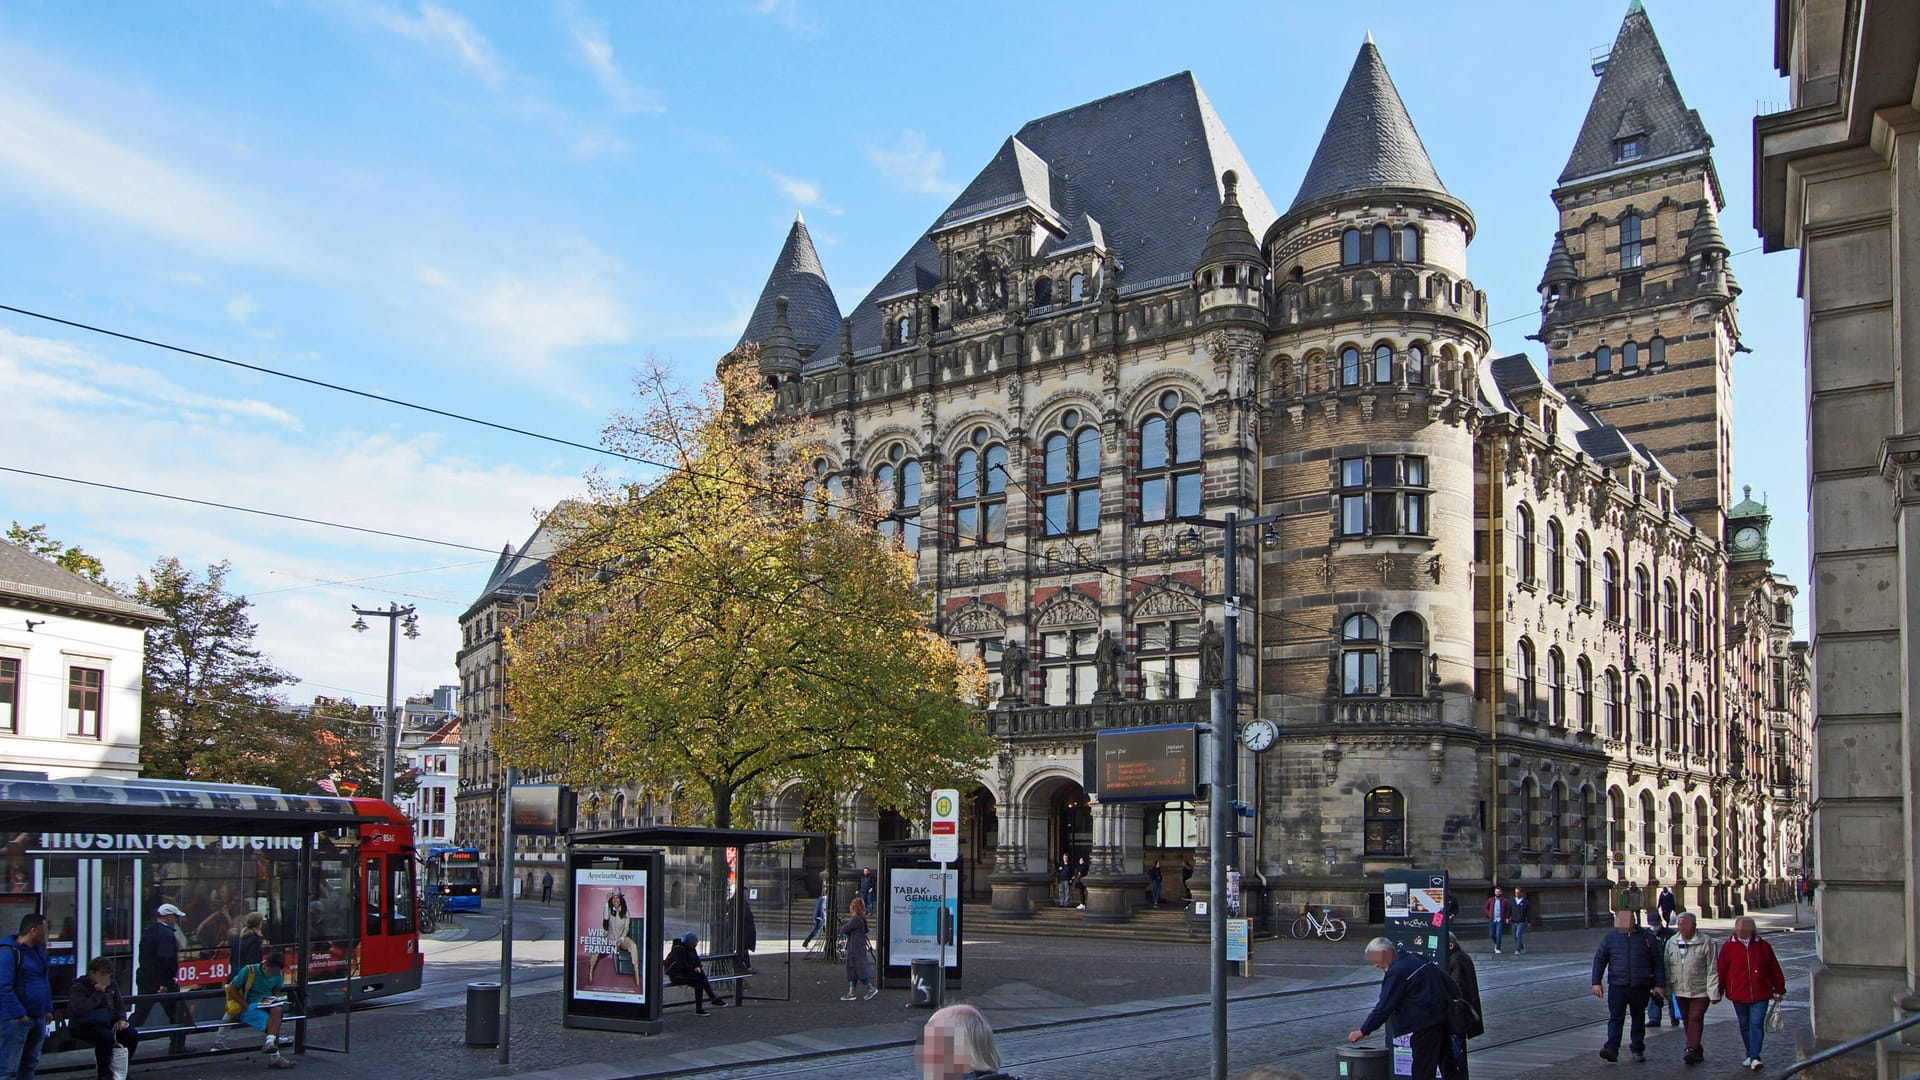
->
xmin=1138 ymin=619 xmax=1199 ymax=701
xmin=68 ymin=665 xmax=104 ymax=739
xmin=1340 ymin=614 xmax=1381 ymax=696
xmin=874 ymin=443 xmax=924 ymax=550
xmin=1042 ymin=412 xmax=1101 ymax=536
xmin=0 ymin=656 xmax=18 ymax=735
xmin=1338 ymin=454 xmax=1429 ymax=538
xmin=1040 ymin=629 xmax=1097 ymax=706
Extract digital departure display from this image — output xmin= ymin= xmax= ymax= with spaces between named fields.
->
xmin=1094 ymin=724 xmax=1198 ymax=802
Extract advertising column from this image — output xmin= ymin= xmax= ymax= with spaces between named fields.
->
xmin=563 ymin=850 xmax=662 ymax=1034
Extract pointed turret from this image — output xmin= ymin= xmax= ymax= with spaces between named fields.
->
xmin=1195 ymin=170 xmax=1268 ymax=328
xmin=1288 ymin=40 xmax=1451 ymax=215
xmin=758 ymin=296 xmax=801 ymax=384
xmin=1199 ymin=170 xmax=1263 ymax=268
xmin=1686 ymin=204 xmax=1729 ymax=259
xmin=1540 ymin=234 xmax=1577 ymax=291
xmin=738 ymin=214 xmax=841 ymax=357
xmin=1559 ymin=2 xmax=1713 ymax=186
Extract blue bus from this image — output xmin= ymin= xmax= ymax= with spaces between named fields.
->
xmin=426 ymin=847 xmax=484 ymax=911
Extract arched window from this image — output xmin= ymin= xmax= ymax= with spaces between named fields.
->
xmin=1547 ymin=518 xmax=1566 ymax=594
xmin=1339 ymin=345 xmax=1362 ymax=387
xmin=1552 ymin=782 xmax=1570 ymax=852
xmin=1069 ymin=272 xmax=1086 ymax=302
xmin=1401 ymin=225 xmax=1421 ymax=263
xmin=1639 ymin=791 xmax=1657 ymax=854
xmin=1389 ymin=613 xmax=1426 ymax=697
xmin=1604 ymin=668 xmax=1623 ymax=739
xmin=895 ymin=314 xmax=911 ymax=345
xmin=1341 ymin=614 xmax=1381 ymax=696
xmin=1635 ymin=678 xmax=1654 ymax=745
xmin=1516 ymin=636 xmax=1537 ymax=714
xmin=1041 ymin=410 xmax=1101 ymax=536
xmin=1371 ymin=224 xmax=1392 ymax=262
xmin=1687 ymin=592 xmax=1704 ymax=652
xmin=1363 ymin=787 xmax=1405 ymax=855
xmin=1521 ymin=777 xmax=1539 ymax=850
xmin=1602 ymin=552 xmax=1622 ymax=622
xmin=874 ymin=444 xmax=924 ymax=549
xmin=1662 ymin=580 xmax=1680 ymax=641
xmin=1341 ymin=228 xmax=1363 ymax=266
xmin=1138 ymin=393 xmax=1201 ymax=523
xmin=1373 ymin=343 xmax=1394 ymax=385
xmin=1689 ymin=693 xmax=1706 ymax=753
xmin=1576 ymin=656 xmax=1595 ymax=731
xmin=953 ymin=428 xmax=1008 ymax=547
xmin=1648 ymin=335 xmax=1666 ymax=366
xmin=1694 ymin=796 xmax=1710 ymax=860
xmin=1515 ymin=504 xmax=1537 ymax=585
xmin=1663 ymin=686 xmax=1681 ymax=748
xmin=1575 ymin=533 xmax=1593 ymax=604
xmin=1032 ymin=277 xmax=1052 ymax=308
xmin=1620 ymin=213 xmax=1644 ymax=268
xmin=1609 ymin=787 xmax=1628 ymax=858
xmin=1622 ymin=340 xmax=1640 ymax=369
xmin=1547 ymin=647 xmax=1567 ymax=726
xmin=1406 ymin=344 xmax=1427 ymax=385
xmin=1633 ymin=567 xmax=1651 ymax=629
xmin=1596 ymin=344 xmax=1613 ymax=374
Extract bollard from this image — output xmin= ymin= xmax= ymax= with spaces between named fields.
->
xmin=1334 ymin=1043 xmax=1391 ymax=1080
xmin=908 ymin=959 xmax=942 ymax=1009
xmin=465 ymin=982 xmax=502 ymax=1046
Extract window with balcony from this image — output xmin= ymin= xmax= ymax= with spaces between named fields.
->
xmin=1364 ymin=787 xmax=1405 ymax=855
xmin=1139 ymin=619 xmax=1199 ymax=701
xmin=1340 ymin=614 xmax=1381 ymax=696
xmin=953 ymin=429 xmax=1008 ymax=547
xmin=1042 ymin=412 xmax=1101 ymax=537
xmin=1337 ymin=455 xmax=1429 ymax=537
xmin=1138 ymin=394 xmax=1201 ymax=524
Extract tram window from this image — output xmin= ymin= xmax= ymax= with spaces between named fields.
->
xmin=389 ymin=856 xmax=415 ymax=936
xmin=365 ymin=857 xmax=384 ymax=936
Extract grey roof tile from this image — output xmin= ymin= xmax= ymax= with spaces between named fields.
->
xmin=1287 ymin=41 xmax=1448 ymax=214
xmin=1540 ymin=234 xmax=1577 ymax=287
xmin=1558 ymin=6 xmax=1711 ymax=185
xmin=737 ymin=216 xmax=842 ymax=354
xmin=0 ymin=542 xmax=165 ymax=624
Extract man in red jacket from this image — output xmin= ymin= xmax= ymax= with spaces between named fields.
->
xmin=1715 ymin=916 xmax=1786 ymax=1071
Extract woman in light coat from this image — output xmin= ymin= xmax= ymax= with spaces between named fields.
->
xmin=1662 ymin=912 xmax=1720 ymax=1066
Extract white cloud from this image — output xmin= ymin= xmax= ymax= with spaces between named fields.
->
xmin=359 ymin=1 xmax=504 ymax=88
xmin=750 ymin=0 xmax=818 ymax=36
xmin=225 ymin=293 xmax=262 ymax=323
xmin=568 ymin=16 xmax=666 ymax=115
xmin=0 ymin=81 xmax=289 ymax=266
xmin=0 ymin=328 xmax=300 ymax=427
xmin=868 ymin=129 xmax=957 ymax=198
xmin=417 ymin=263 xmax=629 ymax=386
xmin=765 ymin=170 xmax=840 ymax=214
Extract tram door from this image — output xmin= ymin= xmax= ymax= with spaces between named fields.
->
xmin=35 ymin=855 xmax=138 ymax=1000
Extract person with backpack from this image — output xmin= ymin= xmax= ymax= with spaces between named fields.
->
xmin=1349 ymin=938 xmax=1454 ymax=1080
xmin=1717 ymin=916 xmax=1787 ymax=1071
xmin=0 ymin=913 xmax=53 ymax=1080
xmin=1591 ymin=909 xmax=1669 ymax=1063
xmin=1444 ymin=933 xmax=1484 ymax=1078
xmin=68 ymin=955 xmax=139 ymax=1080
xmin=222 ymin=953 xmax=293 ymax=1069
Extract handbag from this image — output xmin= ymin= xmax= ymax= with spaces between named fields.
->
xmin=224 ymin=964 xmax=257 ymax=1019
xmin=1767 ymin=1003 xmax=1786 ymax=1034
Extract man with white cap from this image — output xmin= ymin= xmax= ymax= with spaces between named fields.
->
xmin=132 ymin=903 xmax=190 ymax=1053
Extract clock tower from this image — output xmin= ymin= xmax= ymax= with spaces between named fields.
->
xmin=1727 ymin=485 xmax=1770 ymax=565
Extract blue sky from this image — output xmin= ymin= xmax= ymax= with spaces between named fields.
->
xmin=0 ymin=0 xmax=1802 ymax=705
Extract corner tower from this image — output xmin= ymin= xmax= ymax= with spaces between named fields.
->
xmin=1537 ymin=2 xmax=1739 ymax=535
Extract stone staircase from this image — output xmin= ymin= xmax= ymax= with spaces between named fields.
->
xmin=965 ymin=902 xmax=1209 ymax=944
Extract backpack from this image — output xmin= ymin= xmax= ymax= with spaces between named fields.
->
xmin=224 ymin=964 xmax=258 ymax=1019
xmin=1433 ymin=960 xmax=1481 ymax=1038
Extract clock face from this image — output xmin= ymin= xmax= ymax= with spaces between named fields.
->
xmin=1242 ymin=718 xmax=1277 ymax=753
xmin=1732 ymin=526 xmax=1762 ymax=552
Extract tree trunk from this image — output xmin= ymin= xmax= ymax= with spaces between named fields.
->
xmin=823 ymin=827 xmax=841 ymax=961
xmin=713 ymin=779 xmax=733 ymax=829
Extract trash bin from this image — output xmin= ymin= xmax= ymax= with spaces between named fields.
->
xmin=465 ymin=982 xmax=501 ymax=1046
xmin=1334 ymin=1044 xmax=1390 ymax=1080
xmin=908 ymin=960 xmax=941 ymax=1009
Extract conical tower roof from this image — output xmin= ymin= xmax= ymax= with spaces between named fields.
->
xmin=1686 ymin=204 xmax=1729 ymax=256
xmin=1540 ymin=234 xmax=1578 ymax=288
xmin=1288 ymin=40 xmax=1450 ymax=215
xmin=1559 ymin=3 xmax=1712 ymax=185
xmin=1199 ymin=170 xmax=1264 ymax=267
xmin=737 ymin=215 xmax=841 ymax=355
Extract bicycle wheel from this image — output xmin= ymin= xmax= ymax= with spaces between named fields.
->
xmin=1290 ymin=916 xmax=1311 ymax=940
xmin=1325 ymin=918 xmax=1348 ymax=941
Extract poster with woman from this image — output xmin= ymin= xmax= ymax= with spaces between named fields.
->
xmin=573 ymin=868 xmax=647 ymax=1004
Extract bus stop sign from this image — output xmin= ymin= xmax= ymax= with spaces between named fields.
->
xmin=929 ymin=789 xmax=959 ymax=864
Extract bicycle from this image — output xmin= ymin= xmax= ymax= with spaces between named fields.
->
xmin=1290 ymin=906 xmax=1348 ymax=941
xmin=418 ymin=891 xmax=446 ymax=933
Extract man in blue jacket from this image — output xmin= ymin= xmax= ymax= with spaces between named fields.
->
xmin=1349 ymin=938 xmax=1453 ymax=1080
xmin=1591 ymin=908 xmax=1668 ymax=1062
xmin=0 ymin=913 xmax=54 ymax=1080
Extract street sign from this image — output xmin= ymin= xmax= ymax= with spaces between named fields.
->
xmin=1093 ymin=724 xmax=1199 ymax=802
xmin=929 ymin=788 xmax=959 ymax=864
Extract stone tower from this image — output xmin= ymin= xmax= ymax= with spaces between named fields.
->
xmin=1260 ymin=39 xmax=1492 ymax=896
xmin=1537 ymin=2 xmax=1740 ymax=537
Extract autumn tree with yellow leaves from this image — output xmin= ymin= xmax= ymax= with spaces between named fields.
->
xmin=501 ymin=353 xmax=992 ymax=835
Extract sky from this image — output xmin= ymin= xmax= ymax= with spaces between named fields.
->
xmin=0 ymin=0 xmax=1804 ymax=706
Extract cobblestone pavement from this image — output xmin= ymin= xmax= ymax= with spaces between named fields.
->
xmin=43 ymin=900 xmax=1819 ymax=1079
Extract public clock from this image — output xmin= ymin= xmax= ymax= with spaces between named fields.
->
xmin=1241 ymin=717 xmax=1278 ymax=753
xmin=1732 ymin=526 xmax=1763 ymax=553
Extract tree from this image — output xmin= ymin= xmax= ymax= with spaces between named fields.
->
xmin=7 ymin=522 xmax=110 ymax=585
xmin=501 ymin=355 xmax=993 ymax=833
xmin=305 ymin=698 xmax=419 ymax=800
xmin=136 ymin=558 xmax=314 ymax=789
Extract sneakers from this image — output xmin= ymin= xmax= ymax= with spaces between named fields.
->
xmin=708 ymin=998 xmax=727 ymax=1008
xmin=862 ymin=986 xmax=880 ymax=1000
xmin=263 ymin=1038 xmax=278 ymax=1054
xmin=1631 ymin=1051 xmax=1646 ymax=1062
xmin=212 ymin=1031 xmax=231 ymax=1051
xmin=1684 ymin=1047 xmax=1703 ymax=1066
xmin=1599 ymin=1047 xmax=1619 ymax=1062
xmin=266 ymin=1052 xmax=295 ymax=1069
xmin=695 ymin=1008 xmax=711 ymax=1017
xmin=1749 ymin=1059 xmax=1763 ymax=1072
xmin=1740 ymin=1059 xmax=1755 ymax=1069
xmin=277 ymin=1035 xmax=295 ymax=1047
xmin=1494 ymin=946 xmax=1502 ymax=954
xmin=839 ymin=994 xmax=858 ymax=1001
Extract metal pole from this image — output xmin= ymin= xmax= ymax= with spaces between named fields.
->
xmin=498 ymin=765 xmax=515 ymax=1065
xmin=383 ymin=605 xmax=399 ymax=806
xmin=1222 ymin=512 xmax=1240 ymax=873
xmin=1209 ymin=685 xmax=1229 ymax=1080
xmin=936 ymin=864 xmax=949 ymax=1008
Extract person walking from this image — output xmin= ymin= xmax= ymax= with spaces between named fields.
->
xmin=1055 ymin=857 xmax=1073 ymax=908
xmin=1646 ymin=921 xmax=1679 ymax=1029
xmin=859 ymin=868 xmax=877 ymax=915
xmin=67 ymin=956 xmax=139 ymax=1080
xmin=1658 ymin=887 xmax=1678 ymax=929
xmin=1148 ymin=860 xmax=1163 ymax=908
xmin=132 ymin=902 xmax=190 ymax=1054
xmin=802 ymin=892 xmax=828 ymax=948
xmin=1511 ymin=887 xmax=1533 ymax=955
xmin=840 ymin=898 xmax=878 ymax=1001
xmin=1716 ymin=916 xmax=1786 ymax=1071
xmin=916 ymin=1003 xmax=1018 ymax=1080
xmin=1483 ymin=888 xmax=1509 ymax=955
xmin=1591 ymin=909 xmax=1668 ymax=1063
xmin=1663 ymin=912 xmax=1720 ymax=1066
xmin=0 ymin=913 xmax=53 ymax=1080
xmin=541 ymin=871 xmax=554 ymax=904
xmin=230 ymin=911 xmax=266 ymax=972
xmin=664 ymin=932 xmax=728 ymax=1016
xmin=1445 ymin=933 xmax=1484 ymax=1078
xmin=1348 ymin=939 xmax=1453 ymax=1080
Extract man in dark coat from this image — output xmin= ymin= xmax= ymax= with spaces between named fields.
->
xmin=1591 ymin=909 xmax=1668 ymax=1062
xmin=132 ymin=903 xmax=190 ymax=1053
xmin=1445 ymin=933 xmax=1483 ymax=1078
xmin=664 ymin=932 xmax=727 ymax=1016
xmin=1349 ymin=938 xmax=1452 ymax=1080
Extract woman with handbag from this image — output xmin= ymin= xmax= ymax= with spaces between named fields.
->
xmin=1716 ymin=917 xmax=1786 ymax=1071
xmin=67 ymin=956 xmax=139 ymax=1080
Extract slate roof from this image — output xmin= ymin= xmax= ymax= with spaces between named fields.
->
xmin=1287 ymin=41 xmax=1449 ymax=215
xmin=737 ymin=215 xmax=842 ymax=355
xmin=474 ymin=518 xmax=556 ymax=605
xmin=1686 ymin=205 xmax=1729 ymax=255
xmin=813 ymin=72 xmax=1278 ymax=362
xmin=0 ymin=541 xmax=165 ymax=625
xmin=1482 ymin=354 xmax=1653 ymax=469
xmin=1559 ymin=5 xmax=1712 ymax=184
xmin=1540 ymin=234 xmax=1577 ymax=287
xmin=1199 ymin=170 xmax=1263 ymax=267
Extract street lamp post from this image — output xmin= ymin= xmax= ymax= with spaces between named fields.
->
xmin=1179 ymin=510 xmax=1280 ymax=1080
xmin=352 ymin=602 xmax=419 ymax=805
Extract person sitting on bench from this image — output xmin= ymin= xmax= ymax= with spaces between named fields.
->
xmin=664 ymin=932 xmax=728 ymax=1017
xmin=68 ymin=955 xmax=140 ymax=1080
xmin=222 ymin=952 xmax=293 ymax=1068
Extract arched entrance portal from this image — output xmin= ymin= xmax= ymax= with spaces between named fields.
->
xmin=1049 ymin=781 xmax=1093 ymax=872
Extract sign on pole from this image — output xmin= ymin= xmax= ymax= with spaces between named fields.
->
xmin=1226 ymin=918 xmax=1250 ymax=963
xmin=929 ymin=788 xmax=960 ymax=865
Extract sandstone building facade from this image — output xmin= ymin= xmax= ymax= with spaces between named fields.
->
xmin=732 ymin=7 xmax=1811 ymax=928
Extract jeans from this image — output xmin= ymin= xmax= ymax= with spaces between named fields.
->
xmin=1676 ymin=996 xmax=1710 ymax=1052
xmin=1604 ymin=984 xmax=1652 ymax=1054
xmin=0 ymin=1017 xmax=44 ymax=1080
xmin=1150 ymin=879 xmax=1162 ymax=906
xmin=1733 ymin=999 xmax=1772 ymax=1060
xmin=1449 ymin=1032 xmax=1471 ymax=1079
xmin=1058 ymin=881 xmax=1071 ymax=906
xmin=801 ymin=917 xmax=823 ymax=946
xmin=1488 ymin=920 xmax=1505 ymax=949
xmin=1513 ymin=922 xmax=1527 ymax=952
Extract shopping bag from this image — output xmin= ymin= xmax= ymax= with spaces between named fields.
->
xmin=110 ymin=1045 xmax=129 ymax=1080
xmin=1767 ymin=1004 xmax=1786 ymax=1034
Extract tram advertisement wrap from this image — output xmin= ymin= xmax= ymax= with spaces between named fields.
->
xmin=886 ymin=868 xmax=957 ymax=966
xmin=573 ymin=869 xmax=648 ymax=1004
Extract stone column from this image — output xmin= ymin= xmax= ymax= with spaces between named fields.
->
xmin=989 ymin=800 xmax=1040 ymax=918
xmin=1080 ymin=802 xmax=1138 ymax=923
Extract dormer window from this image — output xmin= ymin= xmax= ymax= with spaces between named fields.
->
xmin=1068 ymin=272 xmax=1086 ymax=302
xmin=1616 ymin=137 xmax=1642 ymax=162
xmin=1032 ymin=277 xmax=1052 ymax=308
xmin=894 ymin=315 xmax=912 ymax=346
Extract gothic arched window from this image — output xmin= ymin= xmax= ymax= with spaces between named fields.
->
xmin=1373 ymin=343 xmax=1394 ymax=385
xmin=1069 ymin=272 xmax=1086 ymax=302
xmin=1032 ymin=277 xmax=1052 ymax=308
xmin=1041 ymin=410 xmax=1101 ymax=537
xmin=874 ymin=444 xmax=924 ymax=550
xmin=952 ymin=428 xmax=1007 ymax=547
xmin=1138 ymin=393 xmax=1201 ymax=523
